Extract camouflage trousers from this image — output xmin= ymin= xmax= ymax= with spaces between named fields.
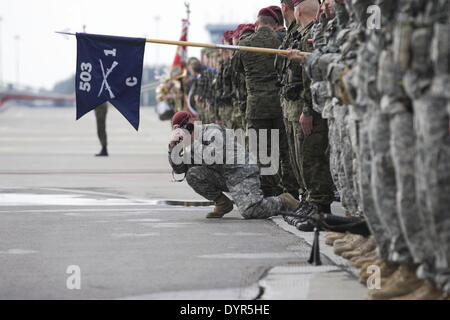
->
xmin=283 ymin=117 xmax=304 ymax=197
xmin=231 ymin=103 xmax=245 ymax=130
xmin=331 ymin=103 xmax=359 ymax=215
xmin=293 ymin=112 xmax=334 ymax=205
xmin=247 ymin=117 xmax=297 ymax=197
xmin=358 ymin=110 xmax=391 ymax=261
xmin=95 ymin=102 xmax=108 ymax=148
xmin=185 ymin=166 xmax=282 ymax=219
xmin=218 ymin=105 xmax=234 ymax=128
xmin=389 ymin=108 xmax=425 ymax=264
xmin=369 ymin=108 xmax=413 ymax=264
xmin=414 ymin=95 xmax=450 ymax=292
xmin=196 ymin=101 xmax=207 ymax=123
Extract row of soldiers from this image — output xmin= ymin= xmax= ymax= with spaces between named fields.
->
xmin=174 ymin=0 xmax=449 ymax=299
xmin=279 ymin=0 xmax=449 ymax=300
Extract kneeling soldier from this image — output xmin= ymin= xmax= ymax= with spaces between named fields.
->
xmin=168 ymin=111 xmax=299 ymax=219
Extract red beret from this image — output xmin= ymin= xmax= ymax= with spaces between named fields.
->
xmin=223 ymin=30 xmax=234 ymax=44
xmin=233 ymin=24 xmax=246 ymax=38
xmin=235 ymin=24 xmax=256 ymax=38
xmin=172 ymin=111 xmax=191 ymax=127
xmin=258 ymin=7 xmax=281 ymax=25
xmin=268 ymin=6 xmax=284 ymax=25
xmin=291 ymin=0 xmax=307 ymax=6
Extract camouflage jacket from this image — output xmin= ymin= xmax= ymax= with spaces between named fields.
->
xmin=234 ymin=27 xmax=282 ymax=120
xmin=293 ymin=21 xmax=315 ymax=116
xmin=221 ymin=59 xmax=233 ymax=106
xmin=168 ymin=124 xmax=259 ymax=185
xmin=275 ymin=21 xmax=304 ymax=120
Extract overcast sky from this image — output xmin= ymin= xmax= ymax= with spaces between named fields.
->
xmin=0 ymin=0 xmax=279 ymax=90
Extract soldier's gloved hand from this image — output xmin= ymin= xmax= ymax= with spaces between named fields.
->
xmin=300 ymin=113 xmax=314 ymax=136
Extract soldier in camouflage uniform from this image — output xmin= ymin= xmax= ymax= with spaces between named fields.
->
xmin=194 ymin=50 xmax=210 ymax=122
xmin=234 ymin=9 xmax=297 ymax=198
xmin=276 ymin=0 xmax=306 ymax=200
xmin=284 ymin=0 xmax=334 ymax=231
xmin=219 ymin=32 xmax=235 ymax=128
xmin=168 ymin=111 xmax=300 ymax=220
xmin=324 ymin=0 xmax=450 ymax=299
xmin=231 ymin=25 xmax=255 ymax=130
xmin=390 ymin=0 xmax=450 ymax=299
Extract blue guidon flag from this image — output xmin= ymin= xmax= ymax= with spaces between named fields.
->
xmin=75 ymin=33 xmax=146 ymax=130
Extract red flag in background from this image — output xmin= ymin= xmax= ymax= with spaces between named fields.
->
xmin=170 ymin=19 xmax=189 ymax=78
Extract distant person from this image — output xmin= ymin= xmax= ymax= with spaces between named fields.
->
xmin=95 ymin=102 xmax=108 ymax=157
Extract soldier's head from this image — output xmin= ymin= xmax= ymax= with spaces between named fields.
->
xmin=233 ymin=24 xmax=255 ymax=44
xmin=322 ymin=0 xmax=336 ymax=19
xmin=256 ymin=7 xmax=279 ymax=31
xmin=292 ymin=0 xmax=320 ymax=27
xmin=172 ymin=111 xmax=194 ymax=131
xmin=187 ymin=58 xmax=202 ymax=76
xmin=268 ymin=6 xmax=285 ymax=29
xmin=280 ymin=0 xmax=296 ymax=26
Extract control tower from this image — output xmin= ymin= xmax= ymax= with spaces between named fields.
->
xmin=205 ymin=24 xmax=238 ymax=43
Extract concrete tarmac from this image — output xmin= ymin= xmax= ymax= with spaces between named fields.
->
xmin=0 ymin=105 xmax=366 ymax=300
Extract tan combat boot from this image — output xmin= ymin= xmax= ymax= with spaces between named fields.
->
xmin=342 ymin=237 xmax=377 ymax=260
xmin=325 ymin=232 xmax=348 ymax=246
xmin=350 ymin=250 xmax=378 ymax=268
xmin=368 ymin=265 xmax=424 ymax=300
xmin=391 ymin=281 xmax=444 ymax=300
xmin=333 ymin=233 xmax=355 ymax=247
xmin=207 ymin=194 xmax=234 ymax=219
xmin=334 ymin=234 xmax=367 ymax=256
xmin=278 ymin=193 xmax=301 ymax=212
xmin=359 ymin=261 xmax=399 ymax=285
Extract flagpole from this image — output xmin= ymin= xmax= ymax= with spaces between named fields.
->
xmin=185 ymin=2 xmax=191 ymax=25
xmin=54 ymin=31 xmax=308 ymax=56
xmin=145 ymin=38 xmax=307 ymax=56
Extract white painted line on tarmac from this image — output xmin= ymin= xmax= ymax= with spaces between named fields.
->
xmin=211 ymin=232 xmax=267 ymax=237
xmin=117 ymin=284 xmax=261 ymax=300
xmin=111 ymin=233 xmax=161 ymax=239
xmin=0 ymin=249 xmax=38 ymax=255
xmin=124 ymin=219 xmax=163 ymax=222
xmin=0 ymin=207 xmax=205 ymax=214
xmin=199 ymin=252 xmax=302 ymax=260
xmin=0 ymin=193 xmax=159 ymax=206
xmin=141 ymin=222 xmax=196 ymax=229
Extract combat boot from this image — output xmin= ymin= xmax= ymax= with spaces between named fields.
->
xmin=350 ymin=250 xmax=378 ymax=268
xmin=333 ymin=233 xmax=355 ymax=247
xmin=360 ymin=261 xmax=399 ymax=285
xmin=96 ymin=146 xmax=108 ymax=157
xmin=342 ymin=237 xmax=377 ymax=260
xmin=325 ymin=232 xmax=347 ymax=246
xmin=368 ymin=265 xmax=423 ymax=300
xmin=391 ymin=281 xmax=444 ymax=300
xmin=293 ymin=202 xmax=320 ymax=232
xmin=334 ymin=234 xmax=366 ymax=256
xmin=278 ymin=193 xmax=301 ymax=212
xmin=206 ymin=194 xmax=234 ymax=219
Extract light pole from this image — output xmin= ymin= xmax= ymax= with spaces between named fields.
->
xmin=14 ymin=34 xmax=20 ymax=87
xmin=153 ymin=15 xmax=161 ymax=69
